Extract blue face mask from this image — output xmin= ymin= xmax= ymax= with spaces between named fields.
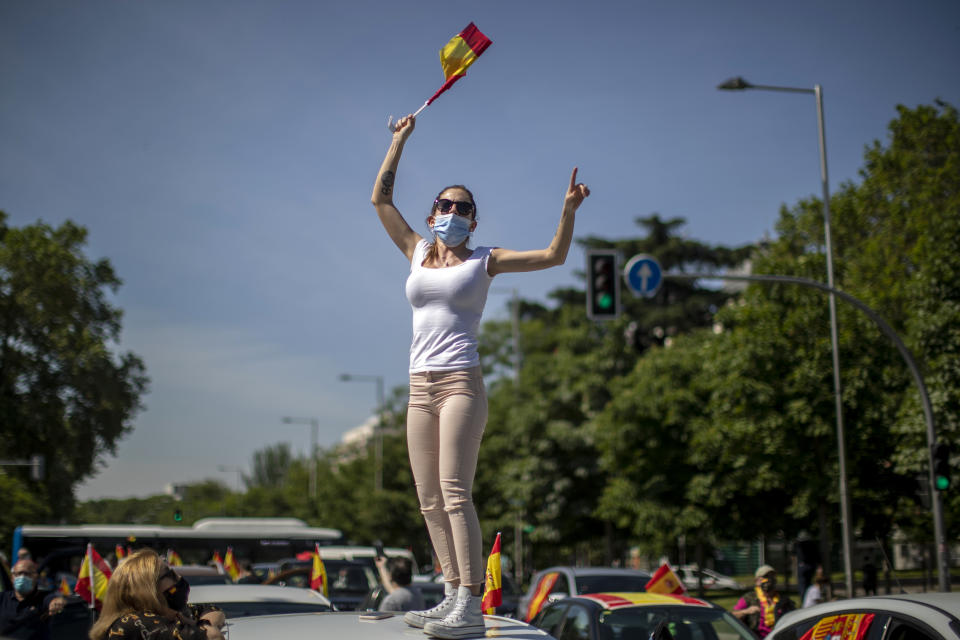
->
xmin=14 ymin=575 xmax=34 ymax=594
xmin=432 ymin=213 xmax=472 ymax=247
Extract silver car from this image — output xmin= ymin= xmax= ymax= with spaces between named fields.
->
xmin=517 ymin=566 xmax=653 ymax=621
xmin=769 ymin=593 xmax=960 ymax=640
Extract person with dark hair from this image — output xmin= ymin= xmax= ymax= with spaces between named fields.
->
xmin=375 ymin=556 xmax=425 ymax=612
xmin=0 ymin=559 xmax=67 ymax=640
xmin=372 ymin=114 xmax=589 ymax=639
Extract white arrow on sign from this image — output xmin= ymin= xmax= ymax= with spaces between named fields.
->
xmin=624 ymin=254 xmax=663 ymax=298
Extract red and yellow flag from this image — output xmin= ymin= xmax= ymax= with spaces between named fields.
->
xmin=75 ymin=544 xmax=112 ymax=610
xmin=211 ymin=550 xmax=224 ymax=572
xmin=166 ymin=549 xmax=183 ymax=566
xmin=426 ymin=22 xmax=492 ymax=106
xmin=524 ymin=571 xmax=559 ymax=622
xmin=481 ymin=532 xmax=502 ymax=614
xmin=799 ymin=613 xmax=876 ymax=640
xmin=58 ymin=577 xmax=72 ymax=595
xmin=310 ymin=543 xmax=328 ymax=597
xmin=115 ymin=545 xmax=126 ymax=561
xmin=645 ymin=563 xmax=686 ymax=596
xmin=223 ymin=547 xmax=240 ymax=581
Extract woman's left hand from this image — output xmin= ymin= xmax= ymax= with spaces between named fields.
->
xmin=564 ymin=167 xmax=590 ymax=211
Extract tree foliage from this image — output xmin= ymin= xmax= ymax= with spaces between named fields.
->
xmin=0 ymin=214 xmax=148 ymax=524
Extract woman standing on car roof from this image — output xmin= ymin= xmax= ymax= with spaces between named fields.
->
xmin=371 ymin=114 xmax=589 ymax=639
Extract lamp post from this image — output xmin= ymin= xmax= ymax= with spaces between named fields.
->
xmin=217 ymin=465 xmax=244 ymax=493
xmin=340 ymin=373 xmax=385 ymax=492
xmin=718 ymin=76 xmax=855 ymax=596
xmin=282 ymin=416 xmax=319 ymax=499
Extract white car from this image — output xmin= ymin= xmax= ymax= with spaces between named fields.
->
xmin=188 ymin=584 xmax=332 ymax=619
xmin=223 ymin=611 xmax=554 ymax=639
xmin=769 ymin=593 xmax=960 ymax=640
xmin=675 ymin=564 xmax=743 ymax=590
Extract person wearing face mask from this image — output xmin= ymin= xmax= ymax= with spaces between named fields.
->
xmin=0 ymin=559 xmax=67 ymax=640
xmin=88 ymin=549 xmax=224 ymax=640
xmin=732 ymin=565 xmax=795 ymax=638
xmin=372 ymin=115 xmax=589 ymax=639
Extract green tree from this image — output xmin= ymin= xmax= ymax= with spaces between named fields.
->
xmin=0 ymin=214 xmax=148 ymax=521
xmin=248 ymin=443 xmax=293 ymax=489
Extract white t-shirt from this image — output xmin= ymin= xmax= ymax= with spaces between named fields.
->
xmin=802 ymin=584 xmax=823 ymax=608
xmin=405 ymin=240 xmax=494 ymax=373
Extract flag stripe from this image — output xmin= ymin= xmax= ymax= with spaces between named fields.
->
xmin=458 ymin=22 xmax=492 ymax=56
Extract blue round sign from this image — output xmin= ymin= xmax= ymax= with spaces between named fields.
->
xmin=624 ymin=254 xmax=662 ymax=298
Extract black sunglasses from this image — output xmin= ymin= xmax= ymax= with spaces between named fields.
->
xmin=434 ymin=199 xmax=475 ymax=216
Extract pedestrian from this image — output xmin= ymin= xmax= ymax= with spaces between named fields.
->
xmin=0 ymin=559 xmax=67 ymax=640
xmin=731 ymin=565 xmax=795 ymax=638
xmin=802 ymin=567 xmax=829 ymax=608
xmin=376 ymin=556 xmax=425 ymax=612
xmin=862 ymin=556 xmax=878 ymax=596
xmin=371 ymin=114 xmax=589 ymax=639
xmin=88 ymin=548 xmax=225 ymax=640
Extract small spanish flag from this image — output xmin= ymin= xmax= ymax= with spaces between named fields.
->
xmin=223 ymin=547 xmax=240 ymax=581
xmin=167 ymin=549 xmax=183 ymax=566
xmin=645 ymin=563 xmax=686 ymax=596
xmin=310 ymin=543 xmax=328 ymax=597
xmin=426 ymin=22 xmax=492 ymax=106
xmin=481 ymin=532 xmax=502 ymax=614
xmin=59 ymin=577 xmax=72 ymax=595
xmin=211 ymin=550 xmax=225 ymax=573
xmin=75 ymin=544 xmax=112 ymax=611
xmin=799 ymin=613 xmax=876 ymax=640
xmin=115 ymin=545 xmax=126 ymax=561
xmin=524 ymin=571 xmax=559 ymax=622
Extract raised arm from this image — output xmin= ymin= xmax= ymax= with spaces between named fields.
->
xmin=487 ymin=167 xmax=590 ymax=276
xmin=371 ymin=115 xmax=423 ymax=261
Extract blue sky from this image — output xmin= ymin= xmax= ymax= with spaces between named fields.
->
xmin=2 ymin=1 xmax=958 ymax=500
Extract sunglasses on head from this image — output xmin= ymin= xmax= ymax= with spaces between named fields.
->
xmin=434 ymin=199 xmax=475 ymax=216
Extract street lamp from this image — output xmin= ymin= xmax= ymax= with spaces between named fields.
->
xmin=718 ymin=76 xmax=854 ymax=595
xmin=217 ymin=465 xmax=244 ymax=493
xmin=282 ymin=416 xmax=319 ymax=499
xmin=340 ymin=373 xmax=385 ymax=492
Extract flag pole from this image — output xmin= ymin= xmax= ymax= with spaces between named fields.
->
xmin=387 ymin=101 xmax=430 ymax=132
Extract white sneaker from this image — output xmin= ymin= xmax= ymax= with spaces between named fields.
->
xmin=423 ymin=586 xmax=485 ymax=639
xmin=403 ymin=582 xmax=458 ymax=628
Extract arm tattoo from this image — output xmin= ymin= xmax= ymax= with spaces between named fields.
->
xmin=380 ymin=171 xmax=395 ymax=196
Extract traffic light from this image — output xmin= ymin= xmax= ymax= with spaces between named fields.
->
xmin=174 ymin=508 xmax=183 ymax=522
xmin=933 ymin=442 xmax=950 ymax=491
xmin=587 ymin=250 xmax=620 ymax=320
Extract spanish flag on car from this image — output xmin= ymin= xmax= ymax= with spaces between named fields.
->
xmin=799 ymin=613 xmax=876 ymax=640
xmin=166 ymin=549 xmax=183 ymax=566
xmin=523 ymin=572 xmax=559 ymax=622
xmin=310 ymin=544 xmax=328 ymax=597
xmin=644 ymin=563 xmax=686 ymax=596
xmin=481 ymin=532 xmax=502 ymax=614
xmin=75 ymin=544 xmax=112 ymax=611
xmin=223 ymin=547 xmax=240 ymax=581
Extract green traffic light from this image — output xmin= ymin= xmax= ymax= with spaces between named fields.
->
xmin=174 ymin=509 xmax=183 ymax=522
xmin=598 ymin=293 xmax=613 ymax=309
xmin=936 ymin=476 xmax=950 ymax=491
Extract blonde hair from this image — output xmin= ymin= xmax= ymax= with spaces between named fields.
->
xmin=89 ymin=548 xmax=169 ymax=640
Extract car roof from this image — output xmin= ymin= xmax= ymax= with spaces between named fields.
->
xmin=189 ymin=584 xmax=332 ymax=605
xmin=224 ymin=611 xmax=553 ymax=639
xmin=539 ymin=566 xmax=652 ymax=577
xmin=574 ymin=592 xmax=714 ymax=610
xmin=774 ymin=593 xmax=960 ymax=634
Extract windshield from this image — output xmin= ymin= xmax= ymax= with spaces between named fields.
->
xmin=600 ymin=606 xmax=754 ymax=640
xmin=576 ymin=575 xmax=651 ymax=594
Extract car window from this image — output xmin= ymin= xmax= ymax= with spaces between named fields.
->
xmin=535 ymin=603 xmax=570 ymax=636
xmin=886 ymin=619 xmax=937 ymax=640
xmin=211 ymin=601 xmax=332 ymax=618
xmin=560 ymin=603 xmax=592 ymax=640
xmin=576 ymin=574 xmax=650 ymax=594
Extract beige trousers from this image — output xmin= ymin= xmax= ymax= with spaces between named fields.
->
xmin=406 ymin=366 xmax=487 ymax=587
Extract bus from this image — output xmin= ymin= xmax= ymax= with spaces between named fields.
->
xmin=13 ymin=517 xmax=345 ymax=580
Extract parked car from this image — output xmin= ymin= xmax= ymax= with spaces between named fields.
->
xmin=531 ymin=592 xmax=755 ymax=640
xmin=769 ymin=593 xmax=960 ymax=640
xmin=675 ymin=564 xmax=743 ymax=590
xmin=222 ymin=610 xmax=554 ymax=640
xmin=518 ymin=567 xmax=653 ymax=621
xmin=263 ymin=559 xmax=377 ymax=611
xmin=188 ymin=584 xmax=332 ymax=619
xmin=175 ymin=564 xmax=232 ymax=585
